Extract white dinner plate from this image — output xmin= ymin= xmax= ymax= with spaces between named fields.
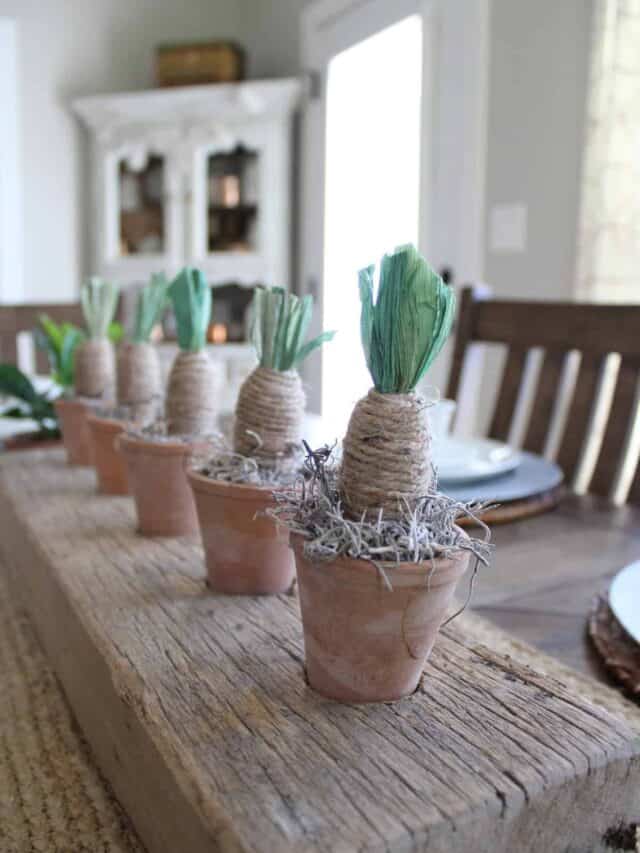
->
xmin=434 ymin=437 xmax=522 ymax=485
xmin=609 ymin=561 xmax=640 ymax=644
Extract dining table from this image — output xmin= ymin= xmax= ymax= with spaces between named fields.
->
xmin=472 ymin=491 xmax=640 ymax=683
xmin=0 ymin=442 xmax=638 ymax=853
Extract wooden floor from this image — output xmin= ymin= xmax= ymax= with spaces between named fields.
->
xmin=0 ymin=450 xmax=638 ymax=853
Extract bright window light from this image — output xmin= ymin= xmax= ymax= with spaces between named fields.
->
xmin=321 ymin=14 xmax=423 ymax=436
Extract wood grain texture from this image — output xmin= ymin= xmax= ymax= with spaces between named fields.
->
xmin=523 ymin=350 xmax=566 ymax=455
xmin=445 ymin=286 xmax=476 ymax=402
xmin=488 ymin=347 xmax=527 ymax=442
xmin=472 ymin=298 xmax=640 ymax=358
xmin=0 ymin=451 xmax=639 ymax=852
xmin=556 ymin=353 xmax=606 ymax=485
xmin=448 ymin=287 xmax=640 ymax=502
xmin=590 ymin=360 xmax=639 ymax=498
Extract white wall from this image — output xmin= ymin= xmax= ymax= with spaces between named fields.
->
xmin=2 ymin=0 xmax=593 ymax=307
xmin=483 ymin=0 xmax=592 ymax=300
xmin=0 ymin=0 xmax=244 ymax=303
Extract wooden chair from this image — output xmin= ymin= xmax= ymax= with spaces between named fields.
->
xmin=446 ymin=286 xmax=640 ymax=504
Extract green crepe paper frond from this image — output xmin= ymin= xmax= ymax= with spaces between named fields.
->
xmin=359 ymin=244 xmax=455 ymax=394
xmin=81 ymin=277 xmax=119 ymax=340
xmin=133 ymin=273 xmax=170 ymax=343
xmin=168 ymin=267 xmax=212 ymax=352
xmin=35 ymin=315 xmax=86 ymax=388
xmin=250 ymin=286 xmax=335 ymax=372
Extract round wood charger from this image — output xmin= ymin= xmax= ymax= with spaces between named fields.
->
xmin=588 ymin=595 xmax=640 ymax=702
xmin=443 ymin=452 xmax=565 ymax=526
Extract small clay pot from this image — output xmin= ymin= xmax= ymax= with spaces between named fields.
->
xmin=116 ymin=433 xmax=199 ymax=536
xmin=291 ymin=534 xmax=470 ymax=703
xmin=188 ymin=472 xmax=295 ymax=595
xmin=87 ymin=416 xmax=129 ymax=495
xmin=55 ymin=398 xmax=95 ymax=465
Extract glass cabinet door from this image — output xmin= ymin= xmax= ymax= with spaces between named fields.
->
xmin=205 ymin=146 xmax=259 ymax=254
xmin=117 ymin=155 xmax=166 ymax=256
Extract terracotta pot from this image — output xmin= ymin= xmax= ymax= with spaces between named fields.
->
xmin=291 ymin=535 xmax=470 ymax=703
xmin=116 ymin=433 xmax=199 ymax=536
xmin=188 ymin=471 xmax=295 ymax=595
xmin=54 ymin=398 xmax=95 ymax=465
xmin=87 ymin=416 xmax=129 ymax=495
xmin=2 ymin=432 xmax=61 ymax=452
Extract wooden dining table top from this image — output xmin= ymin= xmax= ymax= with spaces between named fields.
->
xmin=471 ymin=491 xmax=640 ymax=684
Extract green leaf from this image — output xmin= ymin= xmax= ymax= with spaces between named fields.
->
xmin=358 ymin=244 xmax=455 ymax=393
xmin=0 ymin=364 xmax=39 ymax=403
xmin=108 ymin=322 xmax=124 ymax=344
xmin=293 ymin=330 xmax=336 ymax=366
xmin=81 ymin=278 xmax=119 ymax=339
xmin=1 ymin=406 xmax=28 ymax=419
xmin=168 ymin=267 xmax=212 ymax=352
xmin=249 ymin=286 xmax=334 ymax=371
xmin=133 ymin=272 xmax=169 ymax=343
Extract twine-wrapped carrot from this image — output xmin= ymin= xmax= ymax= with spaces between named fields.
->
xmin=116 ymin=273 xmax=168 ymax=423
xmin=165 ymin=268 xmax=218 ymax=436
xmin=233 ymin=287 xmax=334 ymax=470
xmin=339 ymin=244 xmax=455 ymax=519
xmin=74 ymin=278 xmax=119 ymax=399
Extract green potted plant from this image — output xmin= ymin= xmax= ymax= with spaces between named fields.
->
xmin=187 ymin=286 xmax=334 ymax=594
xmin=0 ymin=365 xmax=60 ymax=451
xmin=35 ymin=315 xmax=86 ymax=391
xmin=117 ymin=267 xmax=220 ymax=536
xmin=54 ymin=278 xmax=119 ymax=465
xmin=88 ymin=274 xmax=168 ymax=495
xmin=273 ymin=245 xmax=491 ymax=702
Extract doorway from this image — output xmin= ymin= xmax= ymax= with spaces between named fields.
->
xmin=300 ymin=0 xmax=489 ymax=432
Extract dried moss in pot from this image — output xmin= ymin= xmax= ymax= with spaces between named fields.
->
xmin=117 ymin=273 xmax=168 ymax=424
xmin=165 ymin=267 xmax=219 ymax=437
xmin=232 ymin=286 xmax=334 ymax=478
xmin=74 ymin=277 xmax=119 ymax=399
xmin=269 ymin=245 xmax=490 ymax=703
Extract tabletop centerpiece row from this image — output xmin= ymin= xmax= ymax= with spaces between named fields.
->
xmin=55 ymin=244 xmax=492 ymax=704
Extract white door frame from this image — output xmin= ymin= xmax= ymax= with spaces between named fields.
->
xmin=299 ymin=0 xmax=490 ymax=412
xmin=0 ymin=18 xmax=23 ymax=304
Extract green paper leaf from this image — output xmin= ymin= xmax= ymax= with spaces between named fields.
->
xmin=81 ymin=277 xmax=119 ymax=339
xmin=168 ymin=267 xmax=212 ymax=352
xmin=358 ymin=244 xmax=456 ymax=393
xmin=133 ymin=272 xmax=169 ymax=343
xmin=249 ymin=286 xmax=334 ymax=372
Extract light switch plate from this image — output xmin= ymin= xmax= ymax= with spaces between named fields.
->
xmin=489 ymin=203 xmax=527 ymax=253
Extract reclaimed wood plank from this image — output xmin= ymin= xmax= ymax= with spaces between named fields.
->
xmin=0 ymin=450 xmax=639 ymax=853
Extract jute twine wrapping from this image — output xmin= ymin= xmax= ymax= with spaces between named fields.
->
xmin=233 ymin=366 xmax=305 ymax=465
xmin=117 ymin=341 xmax=163 ymax=424
xmin=166 ymin=350 xmax=218 ymax=437
xmin=339 ymin=388 xmax=433 ymax=519
xmin=74 ymin=339 xmax=115 ymax=399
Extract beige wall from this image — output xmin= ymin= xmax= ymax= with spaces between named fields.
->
xmin=483 ymin=0 xmax=592 ymax=300
xmin=2 ymin=0 xmax=593 ymax=306
xmin=0 ymin=0 xmax=244 ymax=303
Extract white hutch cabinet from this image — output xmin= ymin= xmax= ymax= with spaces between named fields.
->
xmin=72 ymin=78 xmax=302 ymax=289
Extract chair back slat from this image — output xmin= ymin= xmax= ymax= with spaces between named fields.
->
xmin=630 ymin=461 xmax=640 ymax=505
xmin=590 ymin=360 xmax=640 ymax=496
xmin=445 ymin=287 xmax=476 ymax=402
xmin=556 ymin=353 xmax=606 ymax=485
xmin=447 ymin=286 xmax=640 ymax=504
xmin=488 ymin=347 xmax=527 ymax=442
xmin=523 ymin=350 xmax=566 ymax=455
